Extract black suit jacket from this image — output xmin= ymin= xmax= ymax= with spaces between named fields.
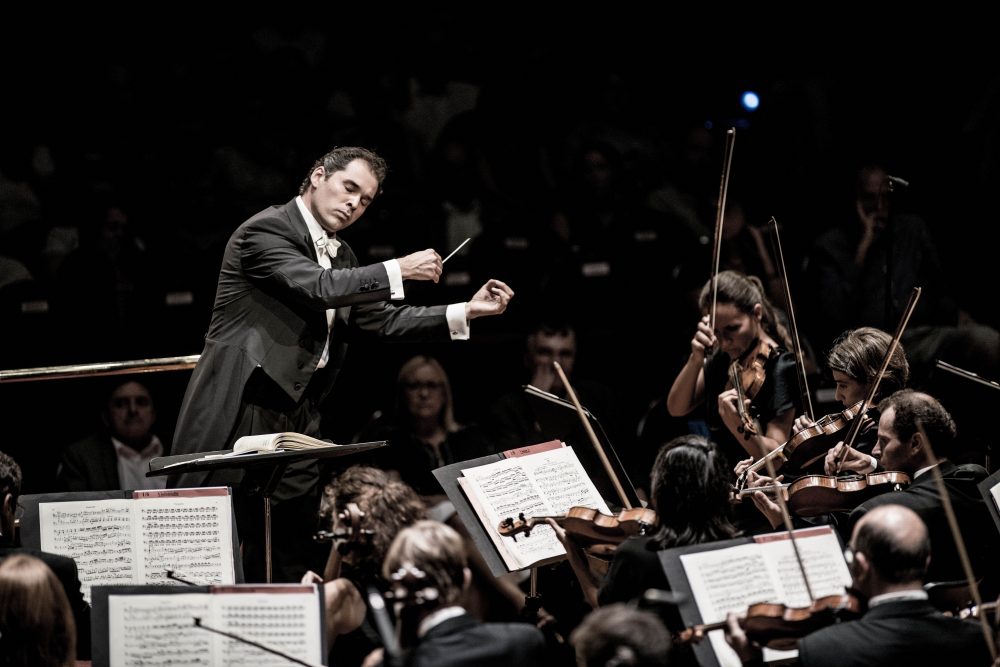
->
xmin=849 ymin=462 xmax=996 ymax=587
xmin=798 ymin=599 xmax=990 ymax=666
xmin=0 ymin=546 xmax=92 ymax=659
xmin=56 ymin=433 xmax=120 ymax=491
xmin=389 ymin=612 xmax=546 ymax=667
xmin=170 ymin=199 xmax=453 ymax=488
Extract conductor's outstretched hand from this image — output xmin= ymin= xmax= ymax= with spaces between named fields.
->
xmin=465 ymin=279 xmax=514 ymax=320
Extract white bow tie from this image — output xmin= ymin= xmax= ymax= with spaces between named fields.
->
xmin=315 ymin=234 xmax=341 ymax=259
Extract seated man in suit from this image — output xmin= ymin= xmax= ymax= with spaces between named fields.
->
xmin=727 ymin=504 xmax=991 ymax=665
xmin=365 ymin=520 xmax=546 ymax=667
xmin=0 ymin=449 xmax=92 ymax=659
xmin=57 ymin=378 xmax=166 ymax=491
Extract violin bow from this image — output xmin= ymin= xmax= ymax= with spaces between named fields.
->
xmin=835 ymin=287 xmax=921 ymax=471
xmin=553 ymin=361 xmax=632 ymax=509
xmin=709 ymin=128 xmax=736 ymax=334
xmin=754 ymin=421 xmax=816 ymax=602
xmin=916 ymin=422 xmax=998 ymax=661
xmin=767 ymin=217 xmax=814 ymax=420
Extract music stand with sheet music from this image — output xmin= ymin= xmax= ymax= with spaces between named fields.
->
xmin=91 ymin=583 xmax=328 ymax=667
xmin=147 ymin=441 xmax=387 ymax=582
xmin=521 ymin=384 xmax=641 ymax=509
xmin=978 ymin=468 xmax=1000 ymax=539
xmin=928 ymin=360 xmax=1000 ymax=470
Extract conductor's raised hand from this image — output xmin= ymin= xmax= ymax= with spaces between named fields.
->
xmin=465 ymin=279 xmax=514 ymax=320
xmin=398 ymin=249 xmax=443 ymax=282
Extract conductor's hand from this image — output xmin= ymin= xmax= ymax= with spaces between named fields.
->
xmin=465 ymin=279 xmax=514 ymax=320
xmin=398 ymin=249 xmax=443 ymax=282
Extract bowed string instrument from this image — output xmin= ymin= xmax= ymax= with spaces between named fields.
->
xmin=677 ymin=372 xmax=861 ymax=649
xmin=497 ymin=361 xmax=644 ymax=578
xmin=736 ymin=288 xmax=923 ymax=517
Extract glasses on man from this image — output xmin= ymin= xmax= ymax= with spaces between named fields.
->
xmin=402 ymin=381 xmax=443 ymax=392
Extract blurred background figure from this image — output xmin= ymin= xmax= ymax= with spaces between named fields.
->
xmin=570 ymin=603 xmax=672 ymax=667
xmin=0 ymin=553 xmax=77 ymax=667
xmin=57 ymin=378 xmax=167 ymax=491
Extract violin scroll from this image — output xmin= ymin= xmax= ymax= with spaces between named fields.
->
xmin=498 ymin=506 xmax=659 ymax=546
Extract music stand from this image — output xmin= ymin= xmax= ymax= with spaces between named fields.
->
xmin=147 ymin=442 xmax=387 ymax=582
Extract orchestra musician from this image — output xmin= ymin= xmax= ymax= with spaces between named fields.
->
xmin=725 ymin=504 xmax=991 ymax=665
xmin=362 ymin=520 xmax=546 ymax=667
xmin=667 ymin=270 xmax=801 ymax=469
xmin=550 ymin=434 xmax=737 ymax=609
xmin=752 ymin=390 xmax=998 ymax=596
xmin=734 ymin=326 xmax=910 ymax=481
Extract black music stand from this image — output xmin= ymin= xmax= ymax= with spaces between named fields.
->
xmin=147 ymin=442 xmax=387 ymax=583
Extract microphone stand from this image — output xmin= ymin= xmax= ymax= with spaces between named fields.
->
xmin=193 ymin=618 xmax=323 ymax=667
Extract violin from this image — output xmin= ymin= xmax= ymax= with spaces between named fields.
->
xmin=735 ymin=471 xmax=911 ymax=517
xmin=735 ymin=400 xmax=873 ymax=491
xmin=675 ymin=593 xmax=862 ymax=650
xmin=498 ymin=506 xmax=659 ymax=547
xmin=725 ymin=338 xmax=775 ymax=439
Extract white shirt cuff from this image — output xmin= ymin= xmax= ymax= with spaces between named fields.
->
xmin=384 ymin=259 xmax=404 ymax=299
xmin=865 ymin=455 xmax=878 ymax=474
xmin=446 ymin=303 xmax=470 ymax=340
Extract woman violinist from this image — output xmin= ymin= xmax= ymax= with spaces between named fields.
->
xmin=737 ymin=327 xmax=910 ymax=481
xmin=550 ymin=435 xmax=737 ymax=610
xmin=667 ymin=270 xmax=801 ymax=469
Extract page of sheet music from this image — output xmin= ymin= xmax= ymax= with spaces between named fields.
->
xmin=680 ymin=527 xmax=851 ymax=667
xmin=990 ymin=479 xmax=1000 ymax=515
xmin=40 ymin=499 xmax=135 ymax=603
xmin=211 ymin=587 xmax=323 ymax=667
xmin=136 ymin=492 xmax=236 ymax=587
xmin=107 ymin=587 xmax=322 ymax=667
xmin=109 ymin=593 xmax=212 ymax=667
xmin=755 ymin=529 xmax=852 ymax=608
xmin=460 ymin=446 xmax=610 ymax=571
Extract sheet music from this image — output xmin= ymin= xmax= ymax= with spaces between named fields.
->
xmin=990 ymin=479 xmax=1000 ymax=516
xmin=38 ymin=488 xmax=237 ymax=603
xmin=40 ymin=499 xmax=135 ymax=602
xmin=460 ymin=446 xmax=610 ymax=571
xmin=680 ymin=527 xmax=850 ymax=667
xmin=755 ymin=529 xmax=852 ymax=607
xmin=109 ymin=593 xmax=212 ymax=667
xmin=136 ymin=492 xmax=235 ymax=587
xmin=212 ymin=587 xmax=323 ymax=666
xmin=106 ymin=586 xmax=322 ymax=667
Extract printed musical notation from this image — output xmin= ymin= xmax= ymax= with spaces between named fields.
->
xmin=107 ymin=589 xmax=323 ymax=667
xmin=39 ymin=489 xmax=236 ymax=602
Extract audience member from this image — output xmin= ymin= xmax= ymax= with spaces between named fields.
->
xmin=804 ymin=162 xmax=999 ymax=388
xmin=57 ymin=378 xmax=166 ymax=491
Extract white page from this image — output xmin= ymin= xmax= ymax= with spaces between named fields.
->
xmin=460 ymin=446 xmax=610 ymax=571
xmin=990 ymin=479 xmax=1000 ymax=516
xmin=109 ymin=592 xmax=212 ymax=667
xmin=681 ymin=527 xmax=851 ymax=666
xmin=134 ymin=488 xmax=236 ymax=587
xmin=40 ymin=498 xmax=135 ymax=603
xmin=211 ymin=586 xmax=323 ymax=667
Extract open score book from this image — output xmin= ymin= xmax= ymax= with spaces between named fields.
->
xmin=232 ymin=432 xmax=338 ymax=454
xmin=457 ymin=443 xmax=611 ymax=572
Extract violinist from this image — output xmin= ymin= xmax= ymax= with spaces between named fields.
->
xmin=725 ymin=504 xmax=991 ymax=666
xmin=363 ymin=521 xmax=546 ymax=667
xmin=816 ymin=327 xmax=909 ymax=475
xmin=752 ymin=390 xmax=998 ymax=594
xmin=735 ymin=326 xmax=909 ymax=480
xmin=667 ymin=270 xmax=800 ymax=473
xmin=551 ymin=435 xmax=737 ymax=609
xmin=301 ymin=466 xmax=428 ymax=665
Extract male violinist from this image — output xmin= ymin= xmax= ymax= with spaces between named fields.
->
xmin=726 ymin=504 xmax=991 ymax=665
xmin=750 ymin=390 xmax=998 ymax=595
